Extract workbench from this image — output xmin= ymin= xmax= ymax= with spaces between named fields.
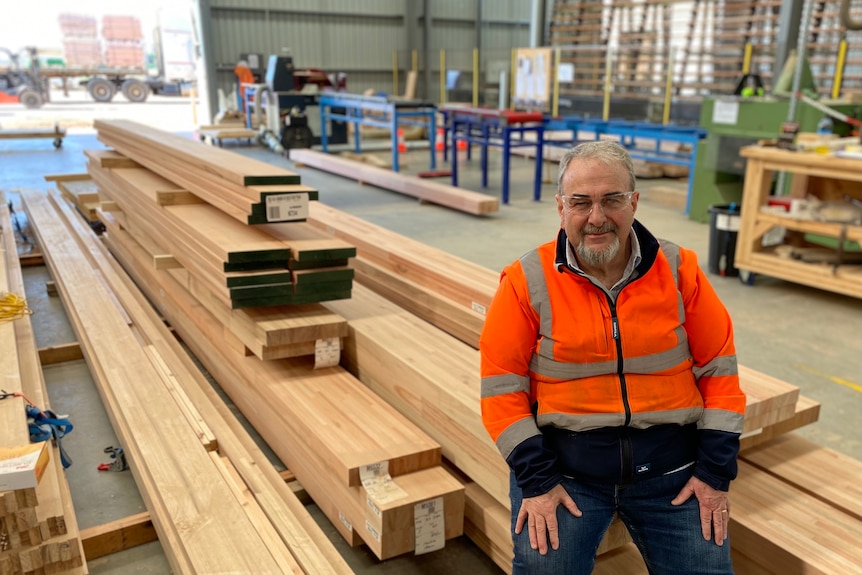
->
xmin=543 ymin=117 xmax=706 ymax=212
xmin=439 ymin=106 xmax=545 ymax=204
xmin=318 ymin=93 xmax=437 ymax=173
xmin=735 ymin=146 xmax=862 ymax=299
xmin=0 ymin=123 xmax=66 ymax=148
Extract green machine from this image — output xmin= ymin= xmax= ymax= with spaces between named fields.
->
xmin=689 ymin=52 xmax=861 ymax=222
xmin=689 ymin=96 xmax=861 ymax=223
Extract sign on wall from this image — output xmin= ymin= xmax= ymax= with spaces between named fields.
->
xmin=513 ymin=47 xmax=552 ymax=111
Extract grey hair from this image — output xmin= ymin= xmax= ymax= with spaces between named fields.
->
xmin=556 ymin=140 xmax=636 ymax=194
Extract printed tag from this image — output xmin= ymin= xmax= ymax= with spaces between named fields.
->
xmin=338 ymin=511 xmax=353 ymax=533
xmin=414 ymin=496 xmax=445 ymax=555
xmin=471 ymin=302 xmax=487 ymax=315
xmin=360 ymin=461 xmax=408 ymax=505
xmin=314 ymin=337 xmax=340 ymax=369
xmin=365 ymin=520 xmax=381 ymax=541
xmin=265 ymin=193 xmax=309 ymax=222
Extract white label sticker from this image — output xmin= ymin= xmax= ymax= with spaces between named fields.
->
xmin=360 ymin=461 xmax=408 ymax=505
xmin=365 ymin=520 xmax=381 ymax=541
xmin=265 ymin=193 xmax=309 ymax=222
xmin=471 ymin=301 xmax=487 ymax=316
xmin=712 ymin=100 xmax=739 ymax=125
xmin=314 ymin=337 xmax=340 ymax=369
xmin=715 ymin=213 xmax=740 ymax=232
xmin=414 ymin=496 xmax=445 ymax=555
xmin=338 ymin=511 xmax=353 ymax=533
xmin=366 ymin=495 xmax=382 ymax=518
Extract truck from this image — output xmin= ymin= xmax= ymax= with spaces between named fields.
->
xmin=1 ymin=22 xmax=195 ymax=107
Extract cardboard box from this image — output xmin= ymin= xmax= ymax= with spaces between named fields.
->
xmin=0 ymin=442 xmax=51 ymax=492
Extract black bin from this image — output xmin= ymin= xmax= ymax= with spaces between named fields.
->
xmin=707 ymin=204 xmax=740 ymax=277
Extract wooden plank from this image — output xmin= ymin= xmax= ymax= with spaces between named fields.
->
xmin=740 ymin=433 xmax=862 ymax=521
xmin=290 ymin=148 xmax=499 ymax=216
xmin=730 ymin=460 xmax=862 ymax=575
xmin=1 ymin=193 xmax=87 ymax=574
xmin=739 ymin=395 xmax=821 ymax=451
xmin=84 ymin=148 xmax=140 ymax=169
xmin=80 ymin=511 xmax=157 ymax=560
xmin=38 ymin=342 xmax=84 ymax=365
xmin=21 ymin=187 xmax=294 ymax=574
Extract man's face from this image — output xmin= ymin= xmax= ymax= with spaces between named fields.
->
xmin=555 ymin=158 xmax=638 ymax=269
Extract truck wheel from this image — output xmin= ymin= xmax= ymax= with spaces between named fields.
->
xmin=121 ymin=79 xmax=149 ymax=103
xmin=87 ymin=78 xmax=116 ymax=102
xmin=18 ymin=89 xmax=44 ymax=109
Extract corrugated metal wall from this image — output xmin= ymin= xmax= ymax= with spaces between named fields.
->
xmin=206 ymin=0 xmax=530 ymax=109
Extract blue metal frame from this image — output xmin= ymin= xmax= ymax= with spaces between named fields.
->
xmin=441 ymin=109 xmax=545 ymax=205
xmin=544 ymin=117 xmax=706 ymax=214
xmin=318 ymin=93 xmax=436 ymax=173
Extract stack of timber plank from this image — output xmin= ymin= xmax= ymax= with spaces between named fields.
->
xmin=95 ymin=206 xmax=465 ymax=560
xmin=20 ymin=188 xmax=357 ymax=574
xmin=78 ymin=123 xmax=467 ymax=559
xmin=94 ymin=119 xmax=318 ymax=225
xmin=87 ymin=158 xmax=355 ymax=310
xmin=289 ymin=148 xmax=500 ymax=216
xmin=0 ymin=195 xmax=85 ymax=575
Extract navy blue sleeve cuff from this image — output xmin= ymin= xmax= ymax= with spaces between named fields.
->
xmin=506 ymin=434 xmax=563 ymax=497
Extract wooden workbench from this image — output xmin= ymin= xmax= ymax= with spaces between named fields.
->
xmin=735 ymin=146 xmax=862 ymax=299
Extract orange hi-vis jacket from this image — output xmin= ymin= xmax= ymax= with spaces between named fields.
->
xmin=480 ymin=221 xmax=746 ymax=498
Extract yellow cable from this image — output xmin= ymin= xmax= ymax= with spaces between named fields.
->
xmin=0 ymin=291 xmax=33 ymax=323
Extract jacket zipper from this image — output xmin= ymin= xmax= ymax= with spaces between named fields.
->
xmin=609 ymin=298 xmax=634 ymax=482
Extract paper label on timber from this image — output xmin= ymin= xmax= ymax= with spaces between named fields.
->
xmin=360 ymin=461 xmax=408 ymax=505
xmin=414 ymin=496 xmax=445 ymax=555
xmin=314 ymin=337 xmax=340 ymax=369
xmin=471 ymin=302 xmax=487 ymax=316
xmin=338 ymin=511 xmax=353 ymax=533
xmin=265 ymin=193 xmax=309 ymax=222
xmin=364 ymin=520 xmax=381 ymax=542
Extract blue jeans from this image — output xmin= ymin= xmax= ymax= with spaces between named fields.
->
xmin=509 ymin=468 xmax=734 ymax=575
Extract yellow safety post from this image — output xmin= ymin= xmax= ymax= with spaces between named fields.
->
xmin=552 ymin=47 xmax=560 ymax=118
xmin=602 ymin=49 xmax=612 ymax=121
xmin=473 ymin=48 xmax=479 ymax=107
xmin=393 ymin=51 xmax=399 ymax=95
xmin=511 ymin=48 xmax=517 ymax=110
xmin=742 ymin=43 xmax=753 ymax=75
xmin=440 ymin=49 xmax=447 ymax=104
xmin=832 ymin=39 xmax=848 ymax=100
xmin=663 ymin=49 xmax=674 ymax=125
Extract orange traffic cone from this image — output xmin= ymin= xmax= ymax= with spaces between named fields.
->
xmin=434 ymin=127 xmax=444 ymax=152
xmin=397 ymin=128 xmax=407 ymax=154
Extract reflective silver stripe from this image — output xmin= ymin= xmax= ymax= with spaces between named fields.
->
xmin=628 ymin=407 xmax=703 ymax=429
xmin=538 ymin=411 xmax=624 ymax=430
xmin=496 ymin=417 xmax=542 ymax=460
xmin=692 ymin=354 xmax=738 ymax=380
xmin=529 ymin=337 xmax=692 ymax=379
xmin=481 ymin=373 xmax=530 ymax=398
xmin=659 ymin=240 xmax=685 ymax=324
xmin=698 ymin=408 xmax=745 ymax=434
xmin=520 ymin=250 xmax=554 ymax=357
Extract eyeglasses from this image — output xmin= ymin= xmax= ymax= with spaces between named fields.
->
xmin=559 ymin=192 xmax=635 ymax=215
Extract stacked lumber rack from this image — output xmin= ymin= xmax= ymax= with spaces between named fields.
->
xmin=1 ymin=195 xmax=85 ymax=575
xmin=549 ymin=0 xmax=862 ymax=102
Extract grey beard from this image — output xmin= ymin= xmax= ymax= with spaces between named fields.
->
xmin=576 ymin=235 xmax=620 ymax=267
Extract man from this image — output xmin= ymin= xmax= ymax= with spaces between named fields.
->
xmin=479 ymin=140 xmax=746 ymax=575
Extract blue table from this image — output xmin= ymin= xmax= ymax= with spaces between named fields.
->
xmin=318 ymin=93 xmax=437 ymax=172
xmin=544 ymin=117 xmax=706 ymax=214
xmin=440 ymin=106 xmax=546 ymax=204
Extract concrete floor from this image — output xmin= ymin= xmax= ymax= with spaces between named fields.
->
xmin=2 ymin=131 xmax=861 ymax=574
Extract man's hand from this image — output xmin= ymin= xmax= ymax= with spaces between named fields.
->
xmin=671 ymin=475 xmax=730 ymax=545
xmin=514 ymin=483 xmax=582 ymax=554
